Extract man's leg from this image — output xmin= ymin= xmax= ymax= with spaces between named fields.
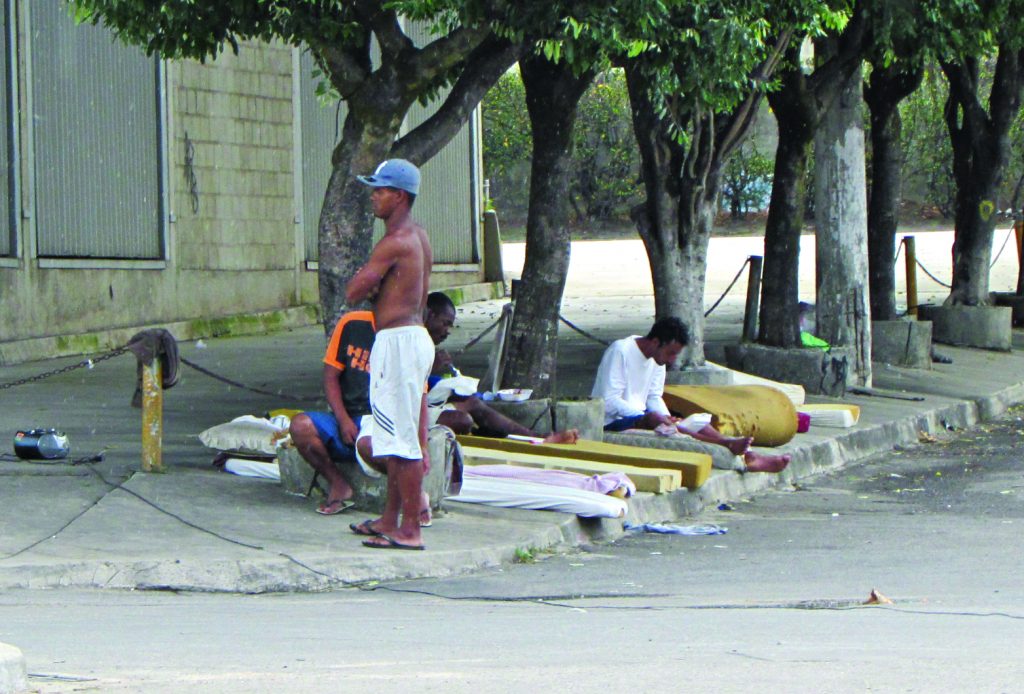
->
xmin=355 ymin=436 xmax=431 ymax=533
xmin=456 ymin=396 xmax=579 ymax=443
xmin=687 ymin=424 xmax=753 ymax=456
xmin=742 ymin=449 xmax=791 ymax=473
xmin=361 ymin=455 xmax=424 ymax=548
xmin=289 ymin=414 xmax=353 ymax=512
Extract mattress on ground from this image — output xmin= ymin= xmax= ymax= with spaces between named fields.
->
xmin=457 ymin=435 xmax=711 ymax=490
xmin=448 ymin=477 xmax=629 ymax=518
xmin=662 ymin=384 xmax=797 ymax=447
xmin=602 ymin=431 xmax=743 ymax=472
xmin=462 ymin=446 xmax=681 ymax=494
xmin=799 ymin=403 xmax=861 ymax=428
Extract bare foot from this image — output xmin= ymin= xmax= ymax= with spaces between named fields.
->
xmin=743 ymin=451 xmax=791 ymax=473
xmin=725 ymin=436 xmax=754 ymax=456
xmin=543 ymin=429 xmax=580 ymax=444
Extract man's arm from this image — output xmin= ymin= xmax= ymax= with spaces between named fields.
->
xmin=345 ymin=237 xmax=400 ymax=305
xmin=323 ymin=364 xmax=359 ymax=445
xmin=592 ymin=345 xmax=645 ymax=420
xmin=644 ymin=365 xmax=673 ymax=426
xmin=418 ymin=392 xmax=430 ymax=473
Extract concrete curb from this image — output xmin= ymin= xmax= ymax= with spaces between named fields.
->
xmin=0 ymin=510 xmax=584 ymax=594
xmin=0 ymin=643 xmax=27 ymax=694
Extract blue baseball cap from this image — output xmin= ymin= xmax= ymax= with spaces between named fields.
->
xmin=356 ymin=159 xmax=420 ymax=196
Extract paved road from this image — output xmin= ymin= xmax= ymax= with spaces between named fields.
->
xmin=4 ymin=409 xmax=1022 ymax=693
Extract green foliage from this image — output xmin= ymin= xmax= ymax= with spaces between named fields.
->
xmin=482 ymin=68 xmax=641 ymax=223
xmin=571 ymin=70 xmax=642 ymax=221
xmin=721 ymin=143 xmax=773 ymax=219
xmin=482 ymin=69 xmax=531 ymax=221
xmin=899 ymin=64 xmax=956 ymax=217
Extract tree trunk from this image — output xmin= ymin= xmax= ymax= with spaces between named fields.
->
xmin=758 ymin=19 xmax=868 ymax=348
xmin=313 ymin=28 xmax=521 ymax=334
xmin=760 ymin=69 xmax=815 ymax=348
xmin=814 ymin=49 xmax=872 ymax=386
xmin=500 ymin=55 xmax=595 ymax=397
xmin=865 ymin=62 xmax=922 ymax=321
xmin=318 ymin=113 xmax=402 ymax=329
xmin=624 ymin=58 xmax=767 ymax=367
xmin=942 ymin=48 xmax=1024 ymax=305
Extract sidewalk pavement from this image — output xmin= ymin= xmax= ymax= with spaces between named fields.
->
xmin=2 ymin=296 xmax=1024 ymax=598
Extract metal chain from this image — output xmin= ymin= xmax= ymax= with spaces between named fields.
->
xmin=704 ymin=256 xmax=751 ymax=317
xmin=989 ymin=225 xmax=1015 ymax=268
xmin=0 ymin=347 xmax=130 ymax=390
xmin=451 ymin=315 xmax=502 ymax=358
xmin=915 ymin=258 xmax=952 ymax=289
xmin=558 ymin=315 xmax=611 ymax=346
xmin=179 ymin=356 xmax=321 ymax=402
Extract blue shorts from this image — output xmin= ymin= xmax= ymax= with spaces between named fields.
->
xmin=604 ymin=415 xmax=645 ymax=432
xmin=305 ymin=411 xmax=361 ymax=461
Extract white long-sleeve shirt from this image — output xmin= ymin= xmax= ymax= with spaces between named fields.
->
xmin=591 ymin=336 xmax=670 ymax=425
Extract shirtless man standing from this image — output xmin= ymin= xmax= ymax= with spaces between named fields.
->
xmin=345 ymin=159 xmax=434 ymax=551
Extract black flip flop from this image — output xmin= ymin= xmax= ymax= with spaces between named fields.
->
xmin=349 ymin=519 xmax=381 ymax=536
xmin=362 ymin=534 xmax=425 ymax=551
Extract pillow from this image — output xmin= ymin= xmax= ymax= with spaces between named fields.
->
xmin=198 ymin=415 xmax=290 ymax=456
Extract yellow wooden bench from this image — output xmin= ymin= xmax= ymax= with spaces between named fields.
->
xmin=457 ymin=435 xmax=711 ymax=490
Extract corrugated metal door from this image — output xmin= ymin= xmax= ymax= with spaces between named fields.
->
xmin=30 ymin=3 xmax=162 ymax=259
xmin=405 ymin=20 xmax=475 ymax=264
xmin=298 ymin=49 xmax=344 ymax=262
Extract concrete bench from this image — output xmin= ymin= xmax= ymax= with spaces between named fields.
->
xmin=277 ymin=425 xmax=456 ymax=514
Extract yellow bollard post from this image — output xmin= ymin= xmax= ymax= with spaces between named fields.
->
xmin=141 ymin=358 xmax=164 ymax=472
xmin=904 ymin=235 xmax=918 ymax=318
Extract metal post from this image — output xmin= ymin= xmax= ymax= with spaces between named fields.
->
xmin=742 ymin=255 xmax=762 ymax=342
xmin=1015 ymin=219 xmax=1024 ymax=295
xmin=141 ymin=358 xmax=164 ymax=472
xmin=904 ymin=235 xmax=918 ymax=317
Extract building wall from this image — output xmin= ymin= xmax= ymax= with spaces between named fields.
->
xmin=0 ymin=10 xmax=488 ymax=365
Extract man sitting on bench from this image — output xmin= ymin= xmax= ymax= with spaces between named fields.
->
xmin=592 ymin=317 xmax=790 ymax=473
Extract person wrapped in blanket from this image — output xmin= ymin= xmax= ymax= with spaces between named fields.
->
xmin=591 ymin=317 xmax=790 ymax=473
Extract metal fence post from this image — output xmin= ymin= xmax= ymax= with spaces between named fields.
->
xmin=742 ymin=255 xmax=762 ymax=342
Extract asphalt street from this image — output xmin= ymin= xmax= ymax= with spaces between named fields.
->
xmin=3 ymin=408 xmax=1023 ymax=693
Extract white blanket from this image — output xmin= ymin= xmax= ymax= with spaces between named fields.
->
xmin=449 ymin=477 xmax=628 ymax=518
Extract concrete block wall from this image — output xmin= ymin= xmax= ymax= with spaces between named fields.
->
xmin=174 ymin=43 xmax=297 ymax=275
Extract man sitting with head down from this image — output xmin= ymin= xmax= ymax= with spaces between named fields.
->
xmin=419 ymin=292 xmax=579 ymax=444
xmin=592 ymin=316 xmax=790 ymax=474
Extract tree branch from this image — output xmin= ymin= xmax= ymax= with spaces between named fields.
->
xmin=392 ymin=35 xmax=524 ymax=163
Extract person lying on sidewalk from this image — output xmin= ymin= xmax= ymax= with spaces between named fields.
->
xmin=422 ymin=291 xmax=579 ymax=444
xmin=591 ymin=317 xmax=790 ymax=474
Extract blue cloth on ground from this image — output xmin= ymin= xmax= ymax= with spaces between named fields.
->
xmin=623 ymin=522 xmax=727 ymax=536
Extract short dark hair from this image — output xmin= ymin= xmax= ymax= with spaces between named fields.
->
xmin=384 ymin=187 xmax=417 ymax=209
xmin=426 ymin=291 xmax=455 ymax=315
xmin=645 ymin=316 xmax=689 ymax=346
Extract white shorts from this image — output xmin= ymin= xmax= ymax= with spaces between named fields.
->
xmin=368 ymin=325 xmax=434 ymax=461
xmin=355 ymin=405 xmax=452 ymax=477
